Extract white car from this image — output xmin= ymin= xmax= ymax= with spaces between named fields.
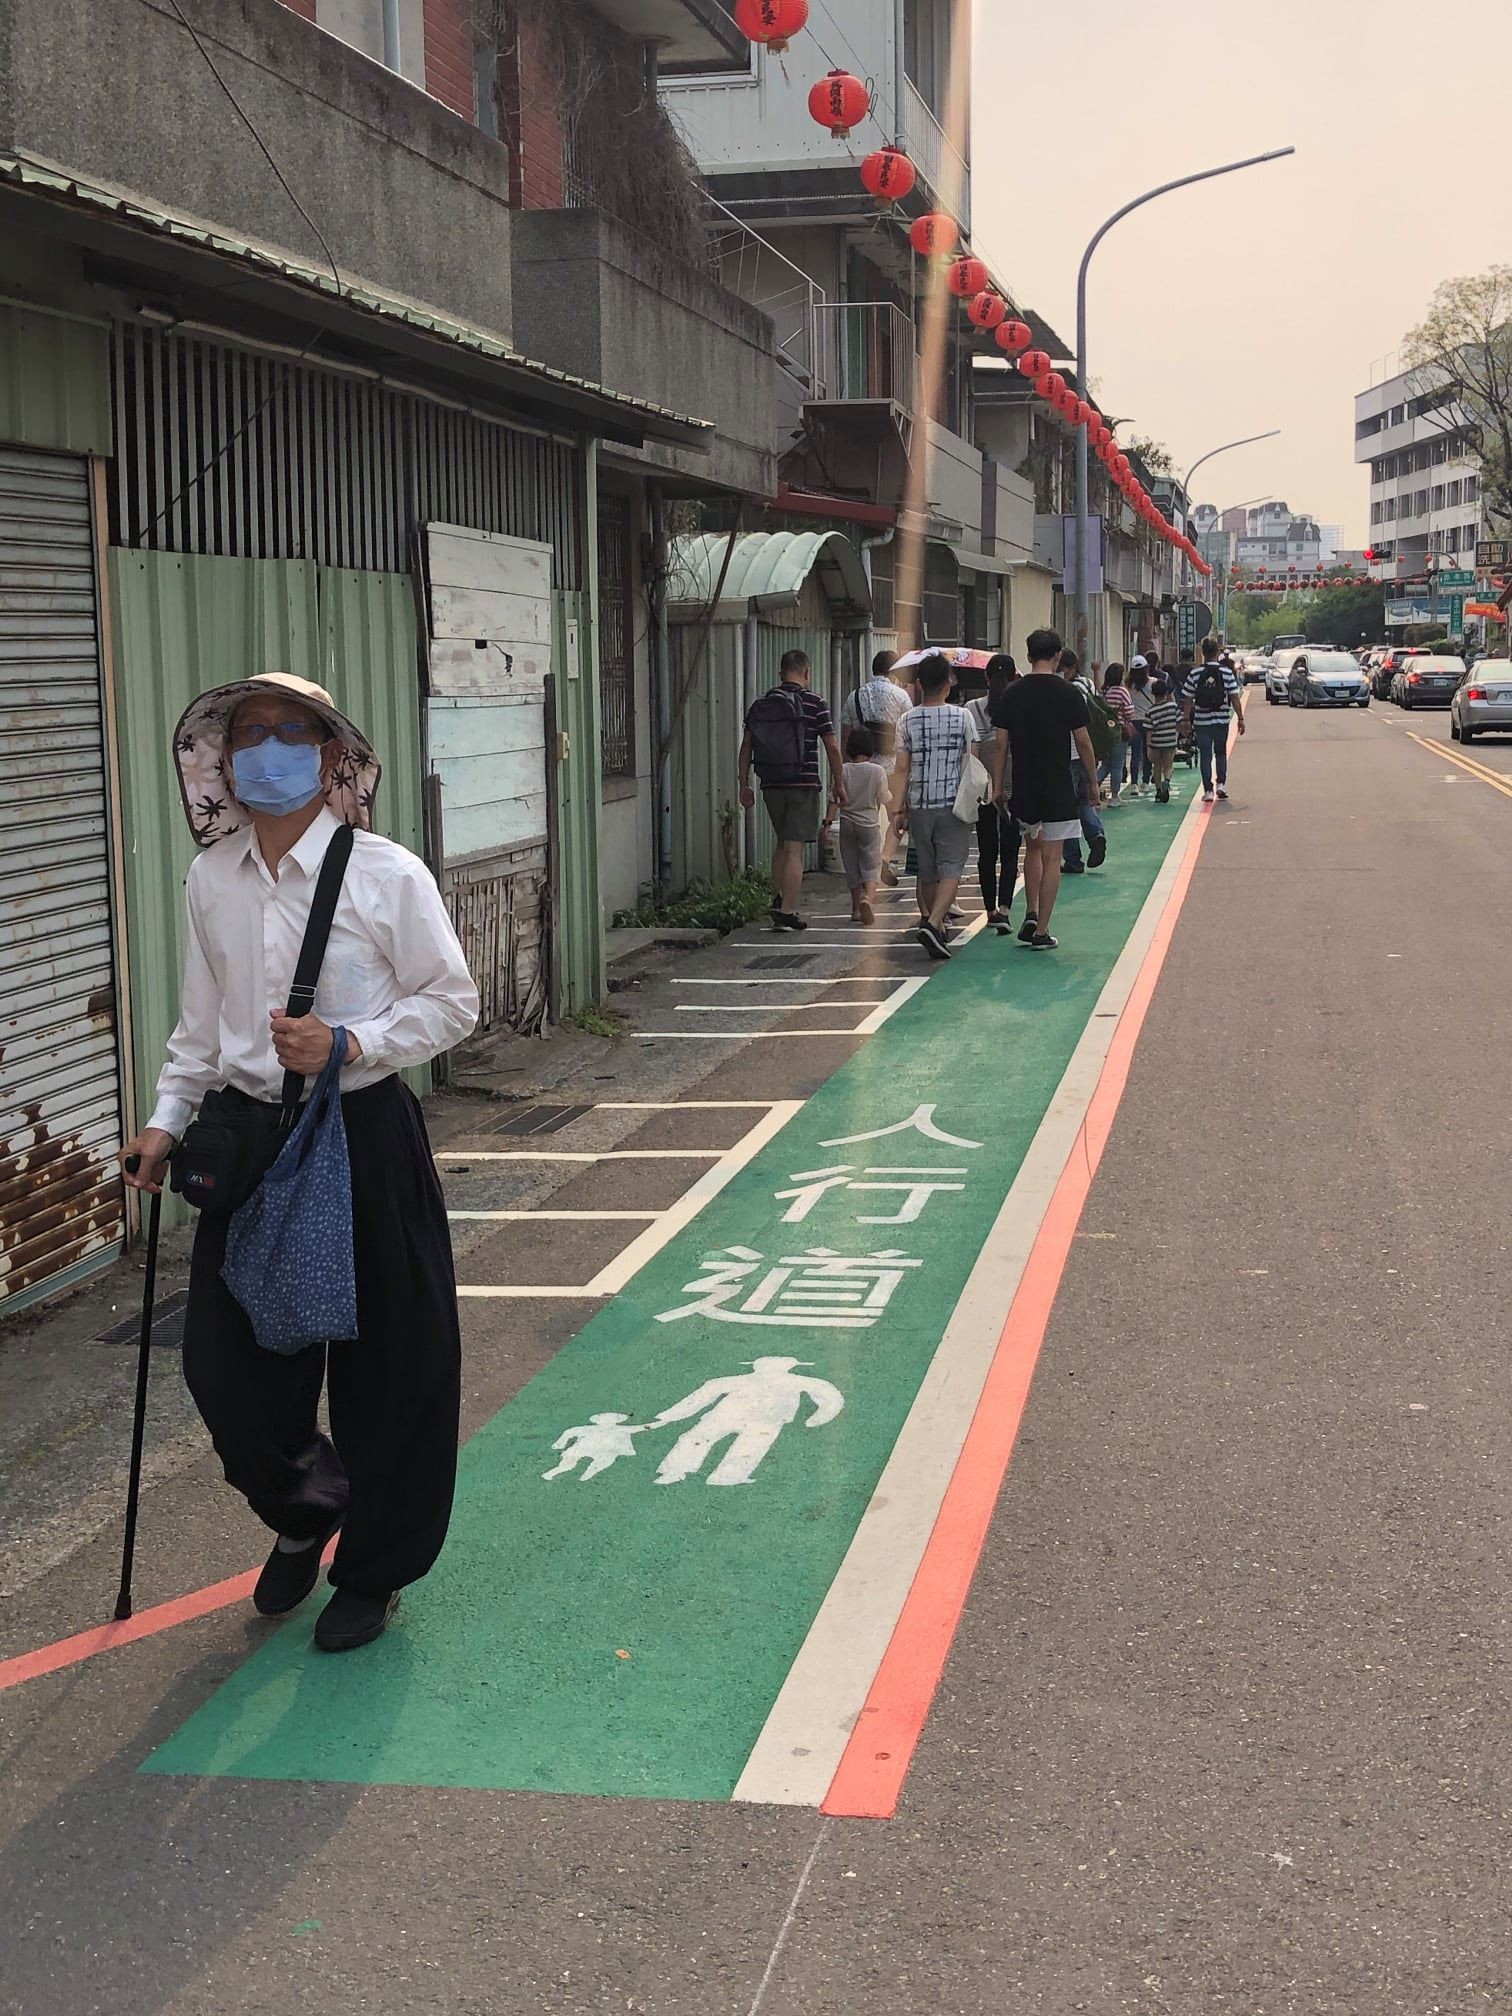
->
xmin=1263 ymin=654 xmax=1289 ymax=704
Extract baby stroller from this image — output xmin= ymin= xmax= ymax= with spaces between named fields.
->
xmin=1175 ymin=719 xmax=1199 ymax=770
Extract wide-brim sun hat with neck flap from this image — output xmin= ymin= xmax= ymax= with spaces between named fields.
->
xmin=172 ymin=672 xmax=382 ymax=849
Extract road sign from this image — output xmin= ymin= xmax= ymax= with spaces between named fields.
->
xmin=1477 ymin=540 xmax=1510 ymax=571
xmin=1176 ymin=601 xmax=1213 ymax=656
xmin=1434 ymin=569 xmax=1474 ymax=589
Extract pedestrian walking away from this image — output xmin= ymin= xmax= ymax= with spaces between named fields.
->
xmin=997 ymin=628 xmax=1099 ymax=950
xmin=967 ymin=652 xmax=1022 ymax=931
xmin=118 ymin=673 xmax=480 ymax=1654
xmin=1057 ymin=648 xmax=1108 ymax=873
xmin=889 ymin=652 xmax=984 ymax=960
xmin=1098 ymin=662 xmax=1135 ymax=802
xmin=1182 ymin=634 xmax=1246 ymax=801
xmin=1126 ymin=658 xmax=1155 ymax=795
xmin=738 ymin=648 xmax=846 ymax=930
xmin=825 ymin=726 xmax=891 ymax=925
xmin=1144 ymin=675 xmax=1182 ymax=802
xmin=841 ymin=648 xmax=913 ymax=884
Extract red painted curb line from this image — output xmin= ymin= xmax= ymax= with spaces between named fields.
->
xmin=821 ymin=795 xmax=1214 ymax=1820
xmin=0 ymin=1543 xmax=338 ymax=1695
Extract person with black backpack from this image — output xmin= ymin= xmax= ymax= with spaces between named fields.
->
xmin=738 ymin=648 xmax=847 ymax=930
xmin=1182 ymin=634 xmax=1246 ymax=802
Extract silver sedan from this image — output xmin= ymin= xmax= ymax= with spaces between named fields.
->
xmin=1451 ymin=660 xmax=1512 ymax=743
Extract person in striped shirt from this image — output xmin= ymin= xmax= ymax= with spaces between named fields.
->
xmin=1181 ymin=635 xmax=1246 ymax=801
xmin=1098 ymin=663 xmax=1135 ymax=802
xmin=1144 ymin=678 xmax=1182 ymax=803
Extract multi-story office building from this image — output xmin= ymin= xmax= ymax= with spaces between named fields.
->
xmin=1355 ymin=362 xmax=1484 ymax=575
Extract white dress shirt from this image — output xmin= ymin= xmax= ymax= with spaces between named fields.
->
xmin=149 ymin=807 xmax=480 ymax=1137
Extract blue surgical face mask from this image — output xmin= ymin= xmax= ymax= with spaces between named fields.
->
xmin=230 ymin=741 xmax=325 ymax=816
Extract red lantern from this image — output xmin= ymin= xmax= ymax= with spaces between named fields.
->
xmin=860 ymin=146 xmax=916 ymax=205
xmin=996 ymin=318 xmax=1032 ymax=356
xmin=808 ymin=69 xmax=870 ymax=139
xmin=967 ymin=291 xmax=1007 ymax=331
xmin=947 ymin=256 xmax=990 ymax=299
xmin=734 ymin=0 xmax=809 ymax=50
xmin=909 ymin=212 xmax=959 ymax=258
xmin=1016 ymin=348 xmax=1051 ymax=380
xmin=1033 ymin=371 xmax=1057 ymax=401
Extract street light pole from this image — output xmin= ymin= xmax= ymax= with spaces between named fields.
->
xmin=1074 ymin=147 xmax=1295 ymax=661
xmin=1182 ymin=430 xmax=1283 ymax=499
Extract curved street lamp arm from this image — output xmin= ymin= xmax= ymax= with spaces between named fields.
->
xmin=1183 ymin=430 xmax=1283 ymax=497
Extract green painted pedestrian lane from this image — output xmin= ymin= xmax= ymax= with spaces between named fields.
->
xmin=144 ymin=784 xmax=1195 ymax=1801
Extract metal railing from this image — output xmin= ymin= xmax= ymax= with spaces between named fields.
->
xmin=704 ymin=195 xmax=829 ymax=398
xmin=905 ymin=79 xmax=971 ymax=233
xmin=810 ymin=303 xmax=917 ymax=413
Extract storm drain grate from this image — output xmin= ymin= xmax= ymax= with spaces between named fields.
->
xmin=746 ymin=953 xmax=817 ymax=972
xmin=99 ymin=1289 xmax=189 ymax=1350
xmin=490 ymin=1103 xmax=594 ymax=1138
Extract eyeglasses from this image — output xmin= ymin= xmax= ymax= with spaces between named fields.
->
xmin=226 ymin=720 xmax=326 ymax=751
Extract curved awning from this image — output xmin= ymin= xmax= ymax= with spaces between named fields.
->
xmin=667 ymin=530 xmax=872 ymax=624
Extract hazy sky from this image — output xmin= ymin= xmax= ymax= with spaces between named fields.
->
xmin=973 ymin=0 xmax=1512 ymax=544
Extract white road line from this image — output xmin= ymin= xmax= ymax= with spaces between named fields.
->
xmin=674 ymin=1003 xmax=892 ymax=1014
xmin=732 ymin=783 xmax=1206 ymax=1807
xmin=852 ymin=974 xmax=929 ymax=1034
xmin=673 ymin=971 xmax=899 ymax=979
xmin=583 ymin=1099 xmax=804 ymax=1295
xmin=457 ymin=1101 xmax=806 ymax=1301
xmin=457 ymin=1285 xmax=603 ymax=1300
xmin=447 ymin=1210 xmax=661 ymax=1222
xmin=443 ymin=1150 xmax=718 ymax=1164
xmin=635 ymin=1030 xmax=870 ymax=1040
xmin=594 ymin=1099 xmax=779 ymax=1108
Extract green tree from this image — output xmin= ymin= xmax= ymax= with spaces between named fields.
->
xmin=1127 ymin=436 xmax=1175 ymax=476
xmin=1404 ymin=265 xmax=1512 ymax=533
xmin=1303 ymin=582 xmax=1388 ymax=646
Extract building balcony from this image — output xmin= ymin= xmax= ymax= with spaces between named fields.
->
xmin=511 ymin=207 xmax=782 ymax=496
xmin=807 ymin=302 xmax=916 ymax=421
xmin=904 ymin=78 xmax=972 ymax=234
xmin=590 ymin=0 xmax=746 ymax=69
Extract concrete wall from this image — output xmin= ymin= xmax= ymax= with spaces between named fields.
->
xmin=0 ymin=0 xmax=514 ymax=340
xmin=511 ymin=209 xmax=780 ymax=498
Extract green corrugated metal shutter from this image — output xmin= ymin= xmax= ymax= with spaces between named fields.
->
xmin=0 ymin=304 xmax=112 ymax=458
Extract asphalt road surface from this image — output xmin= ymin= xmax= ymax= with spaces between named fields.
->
xmin=3 ymin=698 xmax=1510 ymax=2016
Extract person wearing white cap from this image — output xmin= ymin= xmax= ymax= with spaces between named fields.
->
xmin=120 ymin=673 xmax=479 ymax=1652
xmin=1126 ymin=658 xmax=1155 ymax=797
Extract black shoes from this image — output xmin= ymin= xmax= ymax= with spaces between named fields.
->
xmin=315 ymin=1587 xmax=399 ymax=1653
xmin=771 ymin=912 xmax=808 ymax=932
xmin=1062 ymin=858 xmax=1086 ymax=875
xmin=253 ymin=1519 xmax=341 ymax=1617
xmin=918 ymin=921 xmax=952 ymax=960
xmin=1087 ymin=834 xmax=1107 ymax=869
xmin=1017 ymin=914 xmax=1039 ymax=944
xmin=1030 ymin=932 xmax=1059 ymax=950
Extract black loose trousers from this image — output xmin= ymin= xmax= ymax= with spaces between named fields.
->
xmin=182 ymin=1075 xmax=461 ymax=1596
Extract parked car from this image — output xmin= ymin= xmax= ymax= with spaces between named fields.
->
xmin=1263 ymin=654 xmax=1290 ymax=704
xmin=1287 ymin=649 xmax=1371 ymax=708
xmin=1390 ymin=655 xmax=1465 ymax=708
xmin=1450 ymin=659 xmax=1512 ymax=742
xmin=1372 ymin=646 xmax=1423 ymax=699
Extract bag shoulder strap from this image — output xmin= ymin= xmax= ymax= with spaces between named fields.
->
xmin=279 ymin=823 xmax=355 ymax=1122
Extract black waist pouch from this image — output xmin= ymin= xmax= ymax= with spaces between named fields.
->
xmin=170 ymin=1088 xmax=287 ymax=1215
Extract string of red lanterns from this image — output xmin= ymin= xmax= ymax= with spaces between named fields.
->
xmin=735 ymin=6 xmax=1223 ymax=586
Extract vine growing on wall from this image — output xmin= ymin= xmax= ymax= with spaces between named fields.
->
xmin=474 ymin=0 xmax=712 ymax=263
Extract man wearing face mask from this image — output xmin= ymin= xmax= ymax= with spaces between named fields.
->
xmin=119 ymin=673 xmax=479 ymax=1652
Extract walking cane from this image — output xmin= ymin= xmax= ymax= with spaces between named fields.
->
xmin=114 ymin=1155 xmax=162 ymax=1621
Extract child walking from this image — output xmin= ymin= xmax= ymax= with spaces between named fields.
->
xmin=1144 ymin=676 xmax=1181 ymax=803
xmin=825 ymin=726 xmax=891 ymax=924
xmin=1126 ymin=661 xmax=1154 ymax=796
xmin=1098 ymin=663 xmax=1135 ymax=802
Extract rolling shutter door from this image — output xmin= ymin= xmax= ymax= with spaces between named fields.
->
xmin=0 ymin=446 xmax=125 ymax=1312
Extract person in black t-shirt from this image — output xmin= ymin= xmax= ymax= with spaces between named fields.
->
xmin=991 ymin=628 xmax=1098 ymax=950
